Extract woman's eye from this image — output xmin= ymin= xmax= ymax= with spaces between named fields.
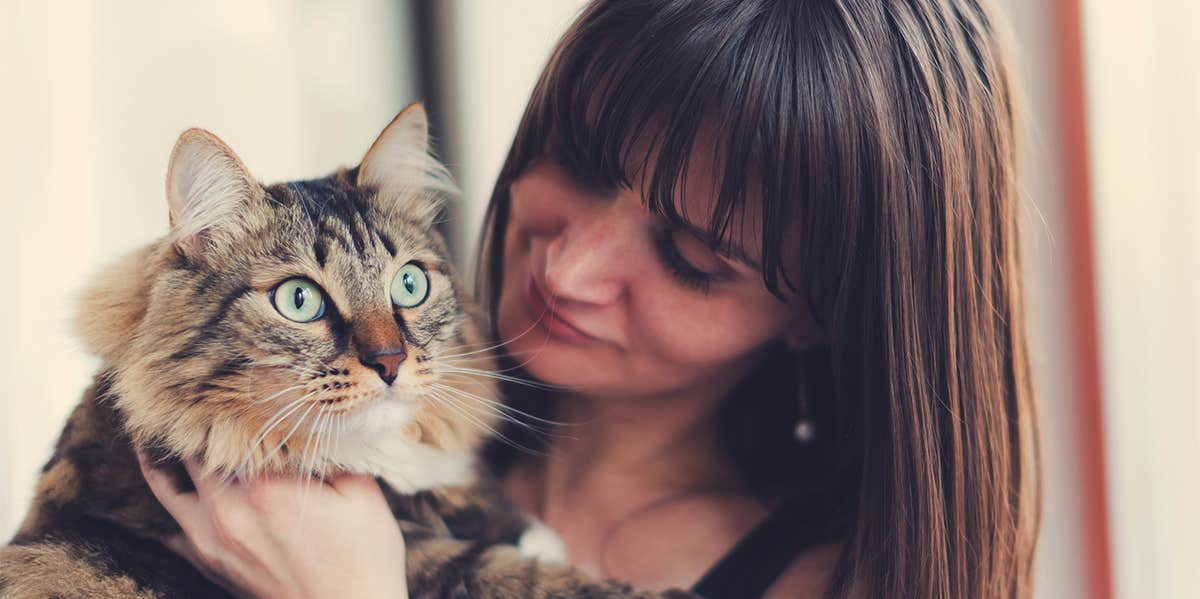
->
xmin=271 ymin=278 xmax=326 ymax=322
xmin=651 ymin=226 xmax=726 ymax=292
xmin=391 ymin=262 xmax=431 ymax=308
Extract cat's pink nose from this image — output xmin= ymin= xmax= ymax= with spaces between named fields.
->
xmin=360 ymin=348 xmax=406 ymax=385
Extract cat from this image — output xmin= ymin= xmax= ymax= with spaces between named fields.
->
xmin=0 ymin=104 xmax=695 ymax=599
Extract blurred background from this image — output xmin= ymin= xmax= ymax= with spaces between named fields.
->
xmin=0 ymin=1 xmax=1196 ymax=597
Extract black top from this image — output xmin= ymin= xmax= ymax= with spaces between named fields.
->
xmin=690 ymin=490 xmax=848 ymax=599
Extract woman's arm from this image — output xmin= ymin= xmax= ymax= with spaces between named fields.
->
xmin=139 ymin=455 xmax=409 ymax=599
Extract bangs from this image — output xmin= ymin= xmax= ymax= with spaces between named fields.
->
xmin=501 ymin=0 xmax=822 ymax=297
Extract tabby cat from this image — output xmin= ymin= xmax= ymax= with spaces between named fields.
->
xmin=0 ymin=105 xmax=694 ymax=599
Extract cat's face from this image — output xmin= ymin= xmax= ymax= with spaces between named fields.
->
xmin=79 ymin=106 xmax=498 ymax=491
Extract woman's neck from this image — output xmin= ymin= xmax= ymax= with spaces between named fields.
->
xmin=504 ymin=381 xmax=757 ymax=580
xmin=544 ymin=389 xmax=737 ymax=506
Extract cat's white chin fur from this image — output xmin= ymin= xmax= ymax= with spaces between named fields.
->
xmin=334 ymin=433 xmax=472 ymax=494
xmin=326 ymin=400 xmax=473 ymax=493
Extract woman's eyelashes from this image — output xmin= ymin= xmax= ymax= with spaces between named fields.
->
xmin=650 ymin=225 xmax=730 ymax=293
xmin=551 ymin=161 xmax=733 ymax=292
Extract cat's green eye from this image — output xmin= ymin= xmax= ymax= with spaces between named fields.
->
xmin=391 ymin=263 xmax=430 ymax=308
xmin=272 ymin=278 xmax=326 ymax=322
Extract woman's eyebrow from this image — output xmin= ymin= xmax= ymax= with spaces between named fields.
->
xmin=673 ymin=220 xmax=762 ymax=269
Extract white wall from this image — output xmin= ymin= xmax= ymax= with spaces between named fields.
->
xmin=994 ymin=0 xmax=1091 ymax=596
xmin=1083 ymin=2 xmax=1200 ymax=597
xmin=0 ymin=0 xmax=417 ymax=539
xmin=436 ymin=0 xmax=590 ymax=267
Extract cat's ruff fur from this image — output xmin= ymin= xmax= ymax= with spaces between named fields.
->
xmin=0 ymin=104 xmax=696 ymax=599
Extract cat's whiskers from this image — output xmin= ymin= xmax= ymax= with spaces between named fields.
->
xmin=330 ymin=412 xmax=344 ymax=472
xmin=437 ymin=354 xmax=541 ymax=376
xmin=428 ymin=372 xmax=495 ymax=394
xmin=432 ymin=306 xmax=562 ymax=392
xmin=424 ymin=335 xmax=510 ymax=356
xmin=424 ymin=388 xmax=495 ymax=434
xmin=256 ymin=398 xmax=322 ymax=475
xmin=298 ymin=405 xmax=329 ymax=485
xmin=316 ymin=408 xmax=334 ymax=480
xmin=427 ymin=291 xmax=560 ymax=361
xmin=312 ymin=407 xmax=335 ymax=479
xmin=438 ymin=356 xmax=557 ymax=381
xmin=428 ymin=382 xmax=575 ymax=433
xmin=430 ymin=339 xmax=536 ymax=362
xmin=433 ymin=364 xmax=564 ymax=391
xmin=289 ymin=364 xmax=333 ymax=379
xmin=243 ymin=355 xmax=326 ymax=378
xmin=425 ymin=388 xmax=544 ymax=456
xmin=233 ymin=391 xmax=318 ymax=480
xmin=301 ymin=405 xmax=342 ymax=519
xmin=319 ymin=407 xmax=338 ymax=480
xmin=428 ymin=382 xmax=543 ymax=432
xmin=295 ymin=406 xmax=331 ymax=529
xmin=427 ymin=384 xmax=566 ymax=436
xmin=251 ymin=384 xmax=309 ymax=405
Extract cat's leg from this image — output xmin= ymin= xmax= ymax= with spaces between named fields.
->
xmin=0 ymin=542 xmax=160 ymax=599
xmin=406 ymin=537 xmax=699 ymax=599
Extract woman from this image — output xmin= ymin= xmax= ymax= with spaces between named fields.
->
xmin=142 ymin=0 xmax=1041 ymax=597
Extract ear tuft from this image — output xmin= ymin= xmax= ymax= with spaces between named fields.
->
xmin=358 ymin=104 xmax=458 ymax=228
xmin=76 ymin=244 xmax=159 ymax=364
xmin=166 ymin=129 xmax=261 ymax=258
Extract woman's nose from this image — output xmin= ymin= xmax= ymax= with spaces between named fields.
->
xmin=542 ymin=202 xmax=639 ymax=306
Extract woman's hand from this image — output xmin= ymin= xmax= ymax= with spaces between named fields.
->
xmin=138 ymin=454 xmax=409 ymax=599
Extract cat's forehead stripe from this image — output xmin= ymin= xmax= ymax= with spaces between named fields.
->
xmin=276 ymin=177 xmax=438 ymax=268
xmin=313 ymin=237 xmax=329 ymax=268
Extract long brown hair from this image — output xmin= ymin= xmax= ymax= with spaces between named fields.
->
xmin=475 ymin=1 xmax=1040 ymax=597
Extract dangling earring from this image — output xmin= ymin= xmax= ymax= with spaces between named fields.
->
xmin=793 ymin=350 xmax=816 ymax=444
xmin=787 ymin=294 xmax=823 ymax=444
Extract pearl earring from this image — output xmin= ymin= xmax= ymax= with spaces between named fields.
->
xmin=793 ymin=351 xmax=816 ymax=444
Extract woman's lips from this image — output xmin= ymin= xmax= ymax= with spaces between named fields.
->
xmin=524 ymin=276 xmax=596 ymax=343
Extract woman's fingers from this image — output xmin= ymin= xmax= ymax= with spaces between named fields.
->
xmin=137 ymin=451 xmax=207 ymax=531
xmin=136 ymin=451 xmax=235 ymax=567
xmin=181 ymin=457 xmax=231 ymax=502
xmin=164 ymin=534 xmax=257 ymax=599
xmin=328 ymin=472 xmax=381 ymax=496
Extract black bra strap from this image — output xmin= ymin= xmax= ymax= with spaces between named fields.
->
xmin=690 ymin=492 xmax=845 ymax=599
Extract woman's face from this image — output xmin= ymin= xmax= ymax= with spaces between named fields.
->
xmin=496 ymin=152 xmax=805 ymax=400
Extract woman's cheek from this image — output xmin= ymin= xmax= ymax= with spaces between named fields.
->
xmin=639 ymin=293 xmax=776 ymax=366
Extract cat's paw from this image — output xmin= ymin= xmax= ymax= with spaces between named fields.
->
xmin=517 ymin=521 xmax=568 ymax=564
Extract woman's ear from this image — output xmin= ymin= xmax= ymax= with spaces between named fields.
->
xmin=785 ymin=296 xmax=826 ymax=351
xmin=784 ymin=329 xmax=823 ymax=351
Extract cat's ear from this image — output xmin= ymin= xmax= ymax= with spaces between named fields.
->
xmin=166 ymin=129 xmax=263 ymax=259
xmin=357 ymin=103 xmax=456 ymax=228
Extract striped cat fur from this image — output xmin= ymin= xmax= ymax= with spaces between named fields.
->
xmin=0 ymin=105 xmax=695 ymax=599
